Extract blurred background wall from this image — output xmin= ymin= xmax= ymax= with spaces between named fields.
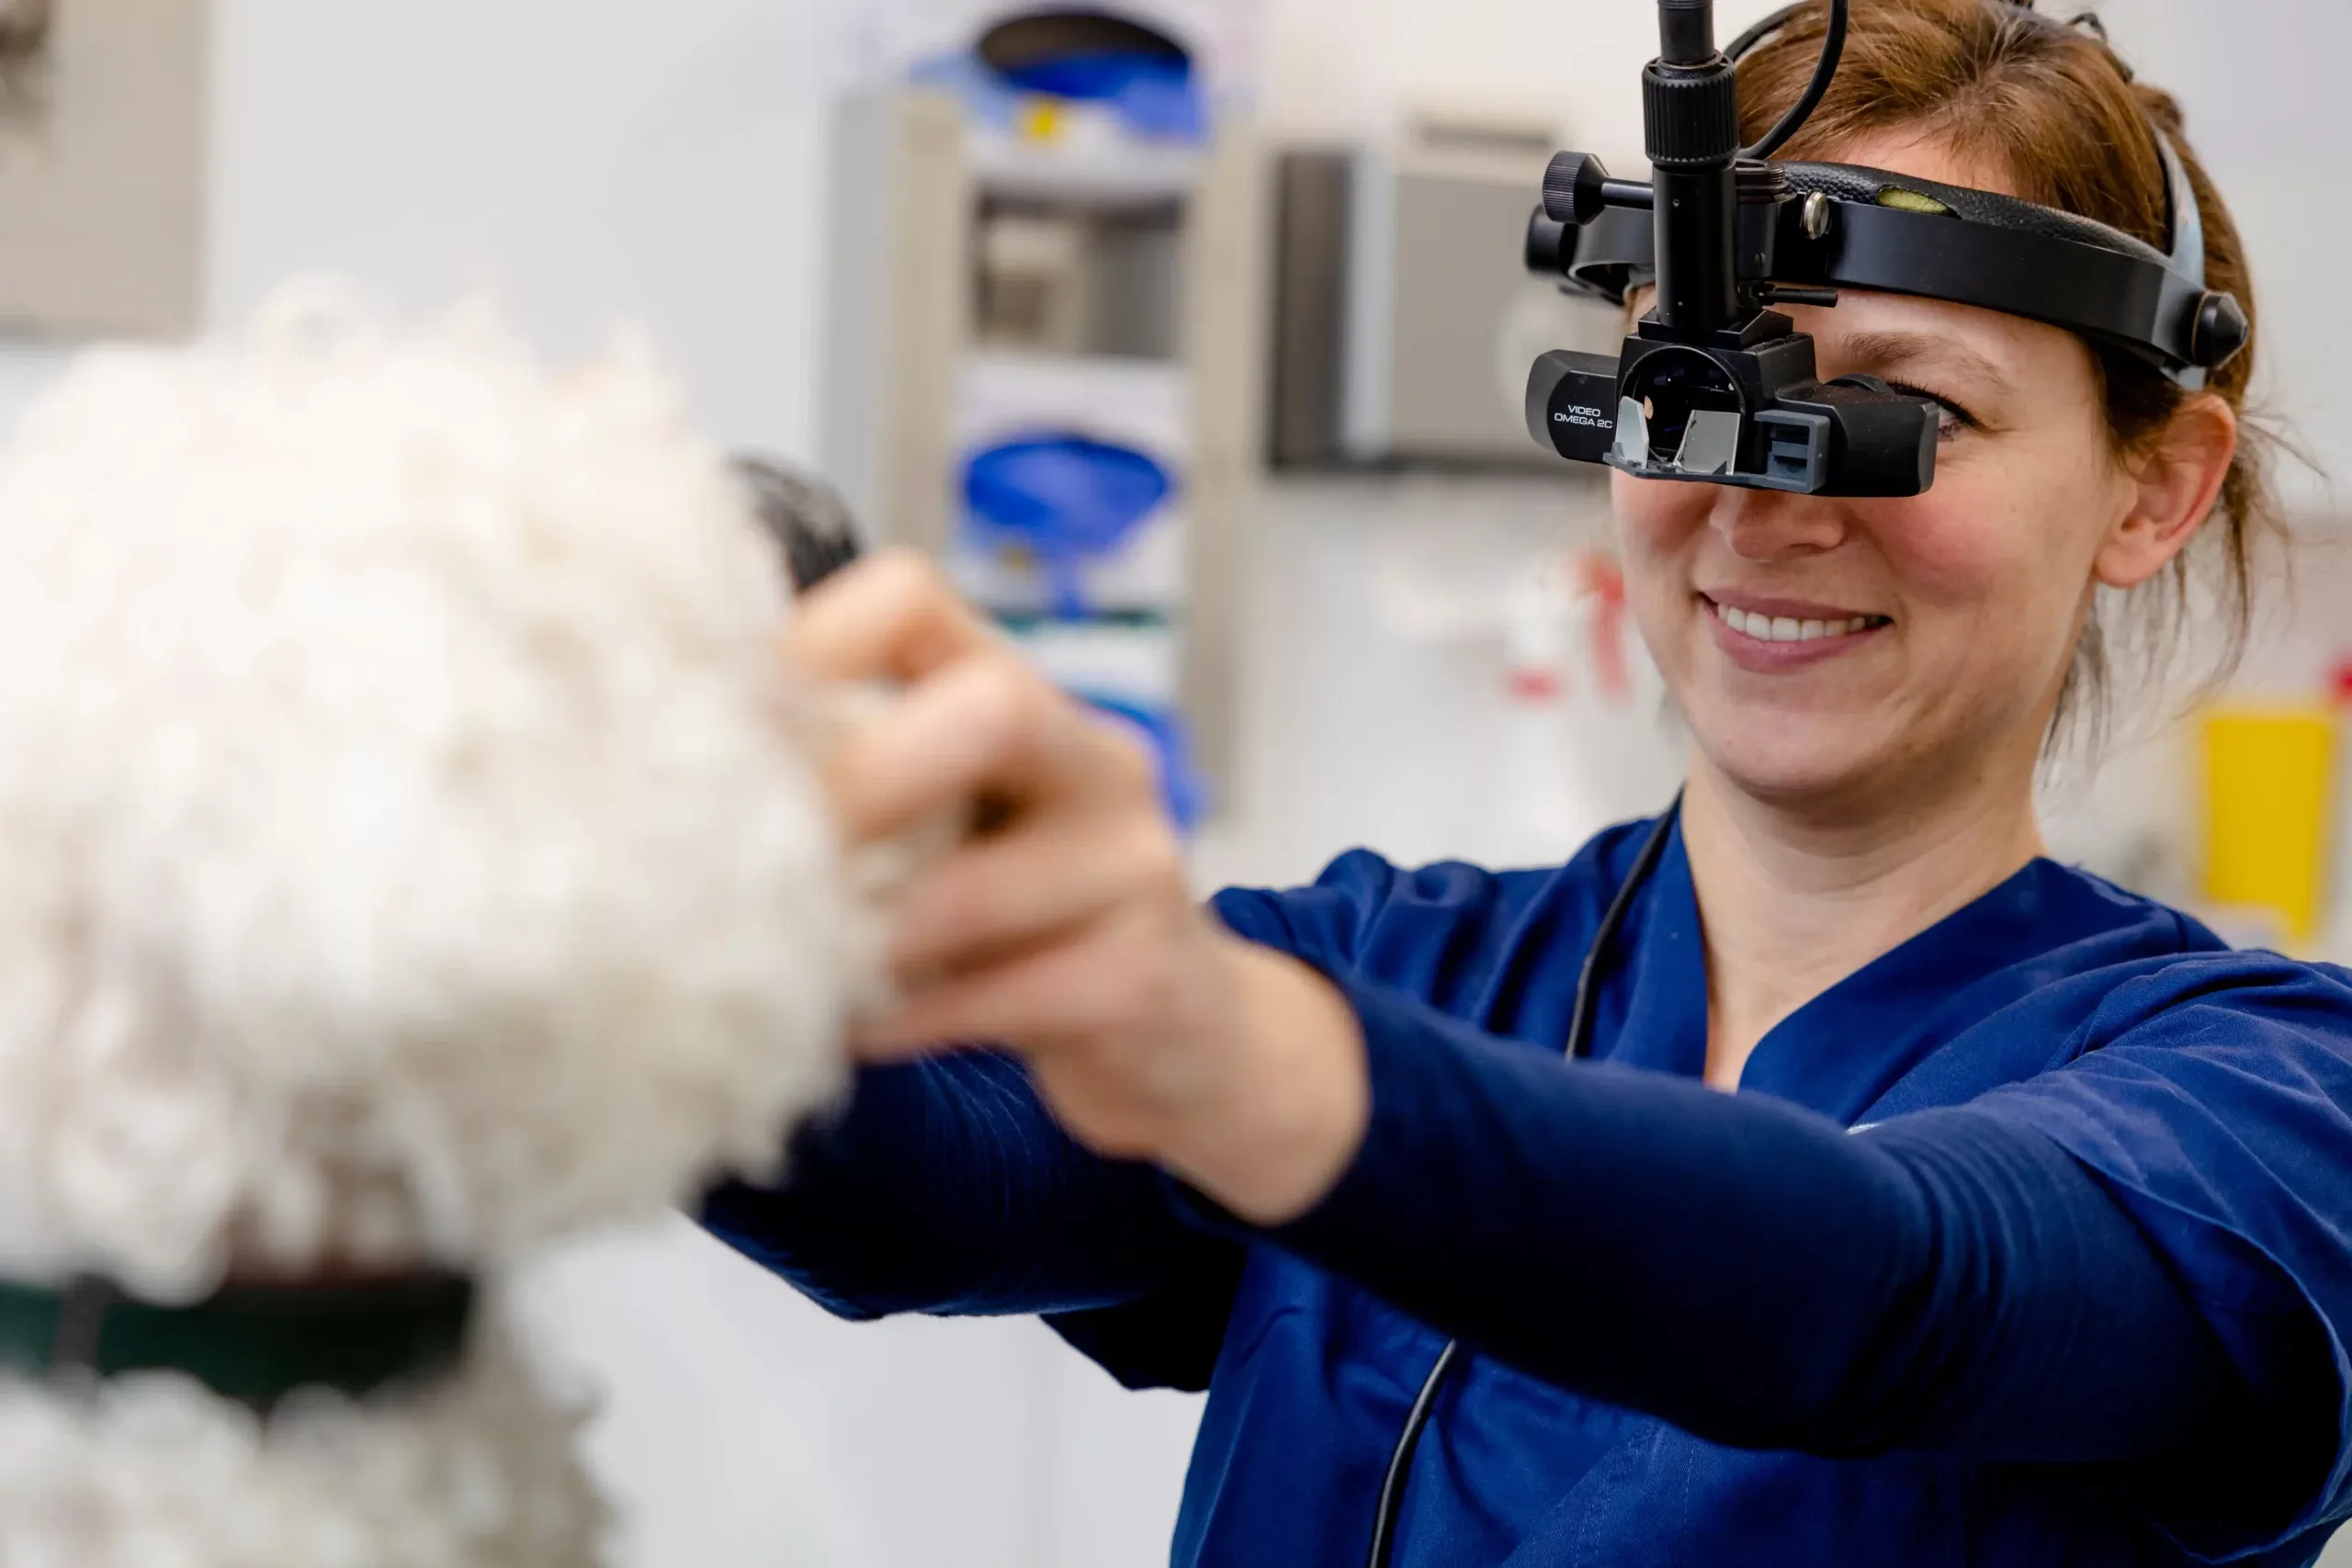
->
xmin=0 ymin=2 xmax=2346 ymax=1564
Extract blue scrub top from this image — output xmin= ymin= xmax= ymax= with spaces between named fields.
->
xmin=709 ymin=819 xmax=2352 ymax=1566
xmin=1206 ymin=824 xmax=2352 ymax=1566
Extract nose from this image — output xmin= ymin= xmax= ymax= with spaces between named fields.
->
xmin=1712 ymin=484 xmax=1849 ymax=562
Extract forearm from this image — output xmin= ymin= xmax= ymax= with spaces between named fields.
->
xmin=702 ymin=1049 xmax=1238 ymax=1321
xmin=1183 ymin=977 xmax=2245 ymax=1463
xmin=1145 ymin=935 xmax=1373 ymax=1225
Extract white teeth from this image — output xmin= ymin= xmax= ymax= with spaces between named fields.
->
xmin=1712 ymin=601 xmax=1885 ymax=643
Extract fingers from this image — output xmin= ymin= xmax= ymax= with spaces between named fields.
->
xmin=828 ymin=651 xmax=1158 ymax=844
xmin=787 ymin=550 xmax=1161 ymax=845
xmin=854 ymin=900 xmax=1196 ymax=1066
xmin=786 ymin=549 xmax=996 ymax=685
xmin=888 ymin=811 xmax=1186 ymax=981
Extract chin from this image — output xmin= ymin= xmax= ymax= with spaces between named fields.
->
xmin=1683 ymin=700 xmax=1894 ymax=807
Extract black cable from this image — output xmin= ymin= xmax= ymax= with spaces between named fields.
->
xmin=1363 ymin=799 xmax=1683 ymax=1568
xmin=1740 ymin=0 xmax=1849 ymax=160
xmin=1362 ymin=1340 xmax=1460 ymax=1568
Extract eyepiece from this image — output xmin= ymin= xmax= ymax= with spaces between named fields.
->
xmin=1624 ymin=347 xmax=1743 ymax=469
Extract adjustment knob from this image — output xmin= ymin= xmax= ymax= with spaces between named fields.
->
xmin=2190 ymin=289 xmax=2250 ymax=372
xmin=1543 ymin=152 xmax=1611 ymax=228
xmin=1525 ymin=209 xmax=1572 ymax=276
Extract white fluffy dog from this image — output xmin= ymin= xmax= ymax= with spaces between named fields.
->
xmin=0 ymin=299 xmax=876 ymax=1564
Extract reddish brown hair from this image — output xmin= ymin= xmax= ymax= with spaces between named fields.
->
xmin=1736 ymin=0 xmax=2279 ymax=740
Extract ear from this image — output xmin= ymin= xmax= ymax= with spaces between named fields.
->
xmin=2093 ymin=393 xmax=2238 ymax=591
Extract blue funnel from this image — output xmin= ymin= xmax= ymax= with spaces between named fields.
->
xmin=963 ymin=434 xmax=1175 ymax=619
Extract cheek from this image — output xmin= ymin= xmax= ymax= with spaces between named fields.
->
xmin=1610 ymin=471 xmax=1710 ymax=615
xmin=1859 ymin=496 xmax=2007 ymax=609
xmin=1610 ymin=470 xmax=1689 ymax=547
xmin=1866 ymin=444 xmax=2115 ymax=624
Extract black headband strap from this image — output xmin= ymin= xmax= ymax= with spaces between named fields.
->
xmin=1552 ymin=155 xmax=2233 ymax=378
xmin=1677 ymin=0 xmax=2233 ymax=383
xmin=1721 ymin=2 xmax=2204 ymax=283
xmin=2153 ymin=130 xmax=2211 ymax=386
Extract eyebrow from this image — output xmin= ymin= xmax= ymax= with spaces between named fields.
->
xmin=1835 ymin=330 xmax=2017 ymax=399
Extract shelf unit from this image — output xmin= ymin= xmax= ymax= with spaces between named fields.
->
xmin=820 ymin=85 xmax=1268 ymax=813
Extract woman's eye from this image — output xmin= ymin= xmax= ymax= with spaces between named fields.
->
xmin=1888 ymin=382 xmax=1974 ymax=440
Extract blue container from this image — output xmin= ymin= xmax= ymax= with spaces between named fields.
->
xmin=993 ymin=49 xmax=1204 ymax=141
xmin=911 ymin=7 xmax=1210 ymax=143
xmin=962 ymin=434 xmax=1176 ymax=620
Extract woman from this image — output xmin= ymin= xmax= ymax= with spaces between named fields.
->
xmin=706 ymin=4 xmax=2352 ymax=1562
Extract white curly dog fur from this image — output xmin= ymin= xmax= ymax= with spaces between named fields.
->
xmin=0 ymin=298 xmax=874 ymax=1564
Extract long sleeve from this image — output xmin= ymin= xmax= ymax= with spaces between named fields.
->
xmin=703 ymin=1049 xmax=1244 ymax=1387
xmin=1183 ymin=978 xmax=2314 ymax=1467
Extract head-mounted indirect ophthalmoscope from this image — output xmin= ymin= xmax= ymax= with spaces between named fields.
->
xmin=1521 ymin=0 xmax=2252 ymax=498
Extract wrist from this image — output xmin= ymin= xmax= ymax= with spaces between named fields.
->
xmin=1161 ymin=935 xmax=1371 ymax=1227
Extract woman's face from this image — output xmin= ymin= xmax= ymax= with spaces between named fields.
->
xmin=1614 ymin=134 xmax=2176 ymax=815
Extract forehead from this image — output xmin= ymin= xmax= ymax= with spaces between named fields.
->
xmin=1776 ymin=129 xmax=2097 ymax=387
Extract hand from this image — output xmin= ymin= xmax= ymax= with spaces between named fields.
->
xmin=787 ymin=552 xmax=1370 ymax=1224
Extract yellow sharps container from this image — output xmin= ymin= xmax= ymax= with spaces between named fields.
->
xmin=2200 ymin=705 xmax=2340 ymax=950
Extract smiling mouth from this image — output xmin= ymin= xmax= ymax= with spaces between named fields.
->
xmin=1705 ymin=598 xmax=1893 ymax=645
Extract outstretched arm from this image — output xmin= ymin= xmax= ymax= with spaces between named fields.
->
xmin=783 ymin=551 xmax=2321 ymax=1467
xmin=702 ymin=1050 xmax=1245 ymax=1390
xmin=1198 ymin=980 xmax=2297 ymax=1463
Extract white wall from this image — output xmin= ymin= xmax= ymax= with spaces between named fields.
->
xmin=206 ymin=0 xmax=829 ymax=457
xmin=1255 ymin=0 xmax=1789 ymax=152
xmin=1192 ymin=474 xmax=1679 ymax=893
xmin=2098 ymin=0 xmax=2352 ymax=513
xmin=0 ymin=343 xmax=73 ymax=434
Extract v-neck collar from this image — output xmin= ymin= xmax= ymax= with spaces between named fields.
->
xmin=1595 ymin=820 xmax=2084 ymax=1123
